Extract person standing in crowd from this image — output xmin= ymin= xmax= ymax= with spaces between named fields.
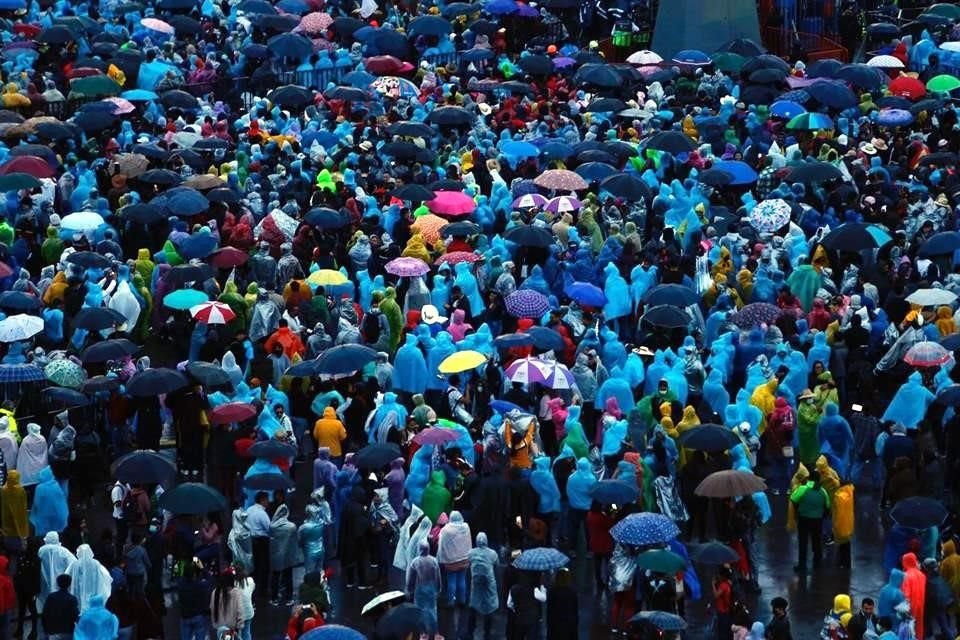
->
xmin=42 ymin=574 xmax=79 ymax=640
xmin=245 ymin=492 xmax=271 ymax=600
xmin=790 ymin=470 xmax=830 ymax=573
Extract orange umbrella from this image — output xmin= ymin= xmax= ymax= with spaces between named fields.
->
xmin=411 ymin=213 xmax=448 ymax=243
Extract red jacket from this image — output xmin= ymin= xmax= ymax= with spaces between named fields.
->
xmin=0 ymin=556 xmax=14 ymax=612
xmin=586 ymin=511 xmax=615 ymax=554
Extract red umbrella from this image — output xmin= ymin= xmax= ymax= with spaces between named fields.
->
xmin=363 ymin=55 xmax=414 ymax=75
xmin=190 ymin=301 xmax=237 ymax=324
xmin=209 ymin=402 xmax=257 ymax=425
xmin=889 ymin=76 xmax=926 ymax=100
xmin=209 ymin=247 xmax=249 ymax=269
xmin=0 ymin=156 xmax=55 ymax=178
xmin=435 ymin=251 xmax=481 ymax=266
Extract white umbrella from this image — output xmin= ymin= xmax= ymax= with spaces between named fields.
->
xmin=361 ymin=590 xmax=405 ymax=616
xmin=60 ymin=210 xmax=105 ymax=231
xmin=540 ymin=361 xmax=575 ymax=390
xmin=940 ymin=42 xmax=960 ymax=52
xmin=626 ymin=50 xmax=663 ymax=65
xmin=905 ymin=288 xmax=957 ymax=307
xmin=866 ymin=54 xmax=904 ymax=69
xmin=0 ymin=314 xmax=43 ymax=342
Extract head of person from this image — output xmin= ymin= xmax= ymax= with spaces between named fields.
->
xmin=860 ymin=597 xmax=874 ymax=616
xmin=57 ymin=574 xmax=71 ymax=591
xmin=255 ymin=491 xmax=269 ymax=507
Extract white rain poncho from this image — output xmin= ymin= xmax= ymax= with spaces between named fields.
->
xmin=15 ymin=423 xmax=47 ymax=486
xmin=38 ymin=531 xmax=76 ymax=611
xmin=227 ymin=508 xmax=253 ymax=574
xmin=66 ymin=544 xmax=112 ymax=613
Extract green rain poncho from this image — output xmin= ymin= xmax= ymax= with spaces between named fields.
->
xmin=785 ymin=264 xmax=823 ymax=312
xmin=218 ymin=280 xmax=249 ymax=333
xmin=134 ymin=248 xmax=156 ymax=284
xmin=797 ymin=398 xmax=822 ymax=467
xmin=420 ymin=470 xmax=452 ymax=523
xmin=380 ymin=286 xmax=403 ymax=353
xmin=40 ymin=227 xmax=63 ymax=265
xmin=635 ymin=386 xmax=678 ymax=434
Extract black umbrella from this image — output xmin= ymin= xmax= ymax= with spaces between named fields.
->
xmin=467 ymin=18 xmax=498 ymax=35
xmin=244 ymin=473 xmax=294 ymax=491
xmin=517 ymin=54 xmax=553 ymax=75
xmin=919 ymin=152 xmax=958 ymax=167
xmin=330 ymin=16 xmax=364 ymax=38
xmin=691 ymin=541 xmax=741 ymax=564
xmin=381 ymin=141 xmax=431 ymax=161
xmin=168 ymin=15 xmax=202 ymax=35
xmin=160 ymin=90 xmax=199 ymax=110
xmin=368 ymin=30 xmax=410 ymax=59
xmin=126 ymin=368 xmax=189 ymax=397
xmin=0 ymin=291 xmax=41 ymax=311
xmin=919 ymin=231 xmax=960 ymax=257
xmin=186 ymin=361 xmax=232 ymax=388
xmin=643 ymin=284 xmax=699 ymax=307
xmin=600 ymin=173 xmax=650 ymax=201
xmin=740 ymin=54 xmax=791 ymax=75
xmin=698 ymin=168 xmax=735 ymax=187
xmin=497 ymin=81 xmax=535 ymax=96
xmin=83 ymin=375 xmax=122 ymax=393
xmin=324 ymin=86 xmax=370 ymax=102
xmin=716 ymin=37 xmax=765 ymax=57
xmin=641 ymin=305 xmax=690 ymax=329
xmin=315 ymin=344 xmax=379 ymax=375
xmin=584 ymin=97 xmax=628 ymax=114
xmin=429 ymin=179 xmax=464 ymax=191
xmin=503 ymin=225 xmax=554 ymax=248
xmin=80 ymin=338 xmax=138 ymax=363
xmin=256 ymin=13 xmax=300 ymax=31
xmin=35 ymin=122 xmax=79 ymax=141
xmin=644 ymin=131 xmax=696 ymax=154
xmin=304 ymin=207 xmax=349 ymax=229
xmin=426 ymin=106 xmax=474 ymax=126
xmin=678 ymin=424 xmax=740 ymax=451
xmin=785 ymin=161 xmax=843 ymax=183
xmin=247 ymin=440 xmax=298 ymax=458
xmin=440 ymin=221 xmax=480 ymax=238
xmin=139 ymin=169 xmax=182 ymax=186
xmin=749 ymin=68 xmax=787 ymax=84
xmin=66 ymin=251 xmax=112 ymax=269
xmin=166 ymin=264 xmax=213 ymax=286
xmin=889 ymin=496 xmax=948 ymax=529
xmin=268 ymin=84 xmax=314 ymax=108
xmin=819 ymin=223 xmax=889 ymax=250
xmin=574 ymin=63 xmax=621 ymax=88
xmin=388 ymin=121 xmax=434 ymax=138
xmin=37 ymin=25 xmax=75 ymax=44
xmin=601 ymin=141 xmax=639 ymax=159
xmin=375 ymin=603 xmax=430 ymax=638
xmin=207 ymin=187 xmax=241 ymax=204
xmin=42 ymin=387 xmax=90 ymax=409
xmin=73 ymin=112 xmax=119 ymax=136
xmin=72 ymin=307 xmax=126 ymax=330
xmin=936 ymin=384 xmax=960 ymax=405
xmin=132 ymin=143 xmax=170 ymax=161
xmin=122 ymin=203 xmax=166 ymax=225
xmin=576 ymin=149 xmax=617 ymax=164
xmin=158 ymin=482 xmax=227 ymax=515
xmin=390 ymin=184 xmax=436 ymax=202
xmin=354 ymin=442 xmax=403 ymax=468
xmin=111 ymin=450 xmax=177 ymax=485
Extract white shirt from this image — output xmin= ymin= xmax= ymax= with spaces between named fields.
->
xmin=245 ymin=503 xmax=271 ymax=538
xmin=111 ymin=482 xmax=129 ymax=520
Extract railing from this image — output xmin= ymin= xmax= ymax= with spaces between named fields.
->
xmin=762 ymin=26 xmax=849 ymax=62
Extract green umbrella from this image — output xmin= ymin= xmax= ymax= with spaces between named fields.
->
xmin=928 ymin=3 xmax=960 ymax=19
xmin=44 ymin=359 xmax=87 ymax=390
xmin=68 ymin=76 xmax=123 ymax=99
xmin=712 ymin=52 xmax=746 ymax=73
xmin=0 ymin=173 xmax=41 ymax=191
xmin=635 ymin=549 xmax=686 ymax=574
xmin=926 ymin=74 xmax=960 ymax=93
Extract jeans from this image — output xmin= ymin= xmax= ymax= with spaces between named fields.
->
xmin=271 ymin=567 xmax=293 ymax=601
xmin=239 ymin=619 xmax=253 ymax=640
xmin=770 ymin=455 xmax=792 ymax=493
xmin=180 ymin=614 xmax=208 ymax=640
xmin=445 ymin=568 xmax=467 ymax=606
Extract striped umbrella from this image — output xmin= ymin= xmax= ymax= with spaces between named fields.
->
xmin=540 ymin=361 xmax=575 ymax=389
xmin=504 ymin=356 xmax=549 ymax=384
xmin=544 ymin=195 xmax=581 ymax=213
xmin=190 ymin=301 xmax=237 ymax=324
xmin=512 ymin=193 xmax=548 ymax=209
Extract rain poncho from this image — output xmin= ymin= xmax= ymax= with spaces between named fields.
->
xmin=878 ymin=568 xmax=906 ymax=618
xmin=567 ymin=458 xmax=597 ymax=510
xmin=421 ymin=470 xmax=452 ymax=523
xmin=270 ymin=504 xmax=302 ymax=571
xmin=227 ymin=509 xmax=253 ymax=575
xmin=818 ymin=402 xmax=854 ymax=479
xmin=393 ymin=504 xmax=427 ymax=572
xmin=298 ymin=501 xmax=331 ymax=575
xmin=529 ymin=456 xmax=561 ymax=514
xmin=882 ymin=371 xmax=935 ymax=430
xmin=368 ymin=392 xmax=408 ymax=444
xmin=16 ymin=422 xmax=47 ymax=486
xmin=437 ymin=510 xmax=472 ymax=566
xmin=901 ymin=552 xmax=927 ymax=639
xmin=393 ymin=333 xmax=429 ymax=394
xmin=602 ymin=262 xmax=630 ymax=319
xmin=74 ymin=595 xmax=119 ymax=640
xmin=29 ymin=467 xmax=68 ymax=537
xmin=66 ymin=544 xmax=113 ymax=613
xmin=38 ymin=531 xmax=76 ymax=612
xmin=468 ymin=532 xmax=499 ymax=615
xmin=248 ymin=290 xmax=280 ymax=343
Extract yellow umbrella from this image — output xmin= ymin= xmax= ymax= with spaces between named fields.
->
xmin=411 ymin=214 xmax=448 ymax=244
xmin=438 ymin=350 xmax=487 ymax=374
xmin=307 ymin=269 xmax=349 ymax=287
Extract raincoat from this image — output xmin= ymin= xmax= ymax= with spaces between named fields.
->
xmin=818 ymin=403 xmax=854 ymax=479
xmin=878 ymin=568 xmax=906 ymax=618
xmin=270 ymin=504 xmax=302 ymax=572
xmin=38 ymin=531 xmax=76 ymax=612
xmin=421 ymin=470 xmax=452 ymax=523
xmin=393 ymin=333 xmax=429 ymax=394
xmin=529 ymin=456 xmax=562 ymax=514
xmin=66 ymin=544 xmax=113 ymax=613
xmin=29 ymin=467 xmax=68 ymax=537
xmin=437 ymin=511 xmax=472 ymax=566
xmin=227 ymin=509 xmax=253 ymax=575
xmin=902 ymin=552 xmax=927 ymax=638
xmin=406 ymin=541 xmax=440 ymax=632
xmin=15 ymin=422 xmax=46 ymax=486
xmin=468 ymin=532 xmax=499 ymax=615
xmin=1 ymin=470 xmax=27 ymax=539
xmin=74 ymin=595 xmax=119 ymax=640
xmin=882 ymin=371 xmax=935 ymax=430
xmin=567 ymin=458 xmax=597 ymax=510
xmin=298 ymin=502 xmax=331 ymax=575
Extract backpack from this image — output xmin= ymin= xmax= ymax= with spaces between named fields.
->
xmin=361 ymin=310 xmax=382 ymax=344
xmin=122 ymin=491 xmax=145 ymax=523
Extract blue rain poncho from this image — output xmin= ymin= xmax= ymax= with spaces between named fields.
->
xmin=602 ymin=262 xmax=631 ymax=320
xmin=29 ymin=467 xmax=68 ymax=538
xmin=817 ymin=402 xmax=855 ymax=479
xmin=601 ymin=418 xmax=628 ymax=458
xmin=878 ymin=569 xmax=906 ymax=618
xmin=74 ymin=595 xmax=119 ymax=640
xmin=882 ymin=371 xmax=935 ymax=430
xmin=806 ymin=332 xmax=831 ymax=371
xmin=566 ymin=458 xmax=597 ymax=510
xmin=600 ymin=327 xmax=627 ymax=371
xmin=595 ymin=367 xmax=634 ymax=420
xmin=426 ymin=332 xmax=457 ymax=390
xmin=529 ymin=456 xmax=561 ymax=514
xmin=702 ymin=369 xmax=729 ymax=418
xmin=621 ymin=352 xmax=645 ymax=391
xmin=404 ymin=445 xmax=433 ymax=507
xmin=726 ymin=389 xmax=762 ymax=435
xmin=368 ymin=392 xmax=409 ymax=443
xmin=520 ymin=265 xmax=550 ymax=297
xmin=630 ymin=263 xmax=658 ymax=311
xmin=643 ymin=351 xmax=670 ymax=396
xmin=393 ymin=334 xmax=429 ymax=394
xmin=454 ymin=262 xmax=484 ymax=318
xmin=730 ymin=445 xmax=771 ymax=523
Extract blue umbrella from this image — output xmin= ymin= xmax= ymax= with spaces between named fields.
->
xmin=485 ymin=0 xmax=517 ymax=14
xmin=111 ymin=450 xmax=177 ymax=484
xmin=158 ymin=482 xmax=227 ymax=515
xmin=877 ymin=108 xmax=914 ymax=127
xmin=589 ymin=480 xmax=639 ymax=505
xmin=878 ymin=95 xmax=912 ymax=110
xmin=460 ymin=47 xmax=495 ymax=62
xmin=540 ymin=141 xmax=574 ymax=160
xmin=890 ymin=496 xmax=947 ymax=529
xmin=575 ymin=162 xmax=617 ymax=181
xmin=512 ymin=547 xmax=569 ymax=571
xmin=806 ymin=58 xmax=843 ymax=79
xmin=574 ymin=64 xmax=621 ymax=88
xmin=0 ymin=291 xmax=41 ymax=311
xmin=241 ymin=43 xmax=271 ymax=59
xmin=643 ymin=284 xmax=699 ymax=307
xmin=120 ymin=88 xmax=158 ymax=101
xmin=919 ymin=231 xmax=960 ymax=257
xmin=490 ymin=399 xmax=525 ymax=414
xmin=163 ymin=289 xmax=209 ymax=310
xmin=276 ymin=0 xmax=309 ymax=12
xmin=0 ymin=364 xmax=44 ymax=383
xmin=610 ymin=512 xmax=680 ymax=545
xmin=72 ymin=307 xmax=127 ymax=331
xmin=630 ymin=611 xmax=687 ymax=631
xmin=711 ymin=160 xmax=757 ymax=185
xmin=342 ymin=70 xmax=375 ymax=87
xmin=126 ymin=367 xmax=189 ymax=397
xmin=564 ymin=281 xmax=607 ymax=307
xmin=177 ymin=233 xmax=219 ymax=260
xmin=267 ymin=32 xmax=313 ymax=58
xmin=315 ymin=344 xmax=379 ymax=375
xmin=368 ymin=30 xmax=409 ymax=58
xmin=510 ymin=179 xmax=539 ymax=198
xmin=672 ymin=49 xmax=711 ymax=65
xmin=305 ymin=207 xmax=349 ymax=229
xmin=777 ymin=89 xmax=811 ymax=104
xmin=41 ymin=387 xmax=89 ymax=408
xmin=301 ymin=625 xmax=366 ymax=640
xmin=500 ymin=140 xmax=540 ymax=159
xmin=527 ymin=326 xmax=565 ymax=351
xmin=600 ymin=173 xmax=651 ymax=201
xmin=444 ymin=2 xmax=478 ymax=16
xmin=835 ymin=63 xmax=887 ymax=90
xmin=691 ymin=541 xmax=740 ymax=564
xmin=160 ymin=186 xmax=209 ymax=216
xmin=505 ymin=290 xmax=551 ymax=318
xmin=770 ymin=100 xmax=806 ymax=119
xmin=786 ymin=112 xmax=834 ymax=131
xmin=806 ymin=81 xmax=857 ymax=109
xmin=493 ymin=333 xmax=534 ymax=348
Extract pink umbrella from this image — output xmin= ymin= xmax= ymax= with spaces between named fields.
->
xmin=297 ymin=11 xmax=333 ymax=34
xmin=426 ymin=190 xmax=476 ymax=216
xmin=385 ymin=256 xmax=430 ymax=277
xmin=140 ymin=17 xmax=175 ymax=34
xmin=435 ymin=251 xmax=481 ymax=266
xmin=413 ymin=427 xmax=460 ymax=446
xmin=105 ymin=97 xmax=136 ymax=114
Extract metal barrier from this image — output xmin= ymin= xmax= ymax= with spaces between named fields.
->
xmin=762 ymin=26 xmax=849 ymax=62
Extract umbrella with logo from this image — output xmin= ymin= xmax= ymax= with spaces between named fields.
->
xmin=540 ymin=361 xmax=575 ymax=390
xmin=695 ymin=469 xmax=766 ymax=498
xmin=903 ymin=341 xmax=952 ymax=367
xmin=505 ymin=290 xmax=550 ymax=319
xmin=512 ymin=547 xmax=569 ymax=571
xmin=512 ymin=193 xmax=548 ymax=209
xmin=44 ymin=359 xmax=86 ymax=389
xmin=111 ymin=450 xmax=177 ymax=485
xmin=611 ymin=512 xmax=680 ymax=545
xmin=189 ymin=301 xmax=237 ymax=325
xmin=544 ymin=196 xmax=581 ymax=213
xmin=385 ymin=257 xmax=430 ymax=277
xmin=0 ymin=314 xmax=43 ymax=342
xmin=504 ymin=357 xmax=549 ymax=384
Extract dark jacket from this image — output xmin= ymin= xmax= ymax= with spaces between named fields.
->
xmin=846 ymin=611 xmax=876 ymax=640
xmin=42 ymin=588 xmax=80 ymax=634
xmin=766 ymin=613 xmax=793 ymax=640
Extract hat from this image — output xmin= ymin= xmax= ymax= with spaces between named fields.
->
xmin=633 ymin=346 xmax=654 ymax=357
xmin=421 ymin=304 xmax=447 ymax=325
xmin=359 ymin=140 xmax=373 ymax=152
xmin=837 ymin=134 xmax=848 ymax=147
xmin=478 ymin=102 xmax=492 ymax=116
xmin=798 ymin=389 xmax=815 ymax=400
xmin=859 ymin=142 xmax=877 ymax=155
xmin=871 ymin=137 xmax=888 ymax=151
xmin=849 ymin=294 xmax=862 ymax=310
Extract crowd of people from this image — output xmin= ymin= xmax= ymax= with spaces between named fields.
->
xmin=0 ymin=0 xmax=959 ymax=638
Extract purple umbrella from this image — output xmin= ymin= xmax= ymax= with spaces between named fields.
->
xmin=504 ymin=356 xmax=549 ymax=384
xmin=544 ymin=195 xmax=581 ymax=213
xmin=385 ymin=256 xmax=430 ymax=277
xmin=731 ymin=302 xmax=782 ymax=328
xmin=515 ymin=3 xmax=538 ymax=16
xmin=505 ymin=289 xmax=551 ymax=318
xmin=512 ymin=193 xmax=548 ymax=209
xmin=413 ymin=426 xmax=461 ymax=446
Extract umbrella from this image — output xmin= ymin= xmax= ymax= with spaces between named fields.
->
xmin=710 ymin=160 xmax=757 ymax=185
xmin=919 ymin=231 xmax=960 ymax=256
xmin=576 ymin=162 xmax=618 ymax=181
xmin=71 ymin=307 xmax=126 ymax=330
xmin=526 ymin=327 xmax=564 ymax=352
xmin=937 ymin=384 xmax=960 ymax=405
xmin=643 ymin=284 xmax=699 ymax=307
xmin=0 ymin=156 xmax=54 ymax=178
xmin=80 ymin=338 xmax=138 ymax=363
xmin=158 ymin=483 xmax=227 ymax=515
xmin=374 ymin=603 xmax=429 ymax=638
xmin=385 ymin=257 xmax=430 ymax=277
xmin=166 ymin=264 xmax=213 ymax=287
xmin=495 ymin=333 xmax=533 ymax=349
xmin=512 ymin=547 xmax=569 ymax=571
xmin=504 ymin=357 xmax=548 ymax=384
xmin=500 ymin=139 xmax=540 ymax=160
xmin=111 ymin=450 xmax=177 ymax=485
xmin=44 ymin=359 xmax=86 ymax=389
xmin=630 ymin=611 xmax=687 ymax=631
xmin=315 ymin=344 xmax=379 ymax=375
xmin=806 ymin=81 xmax=857 ymax=109
xmin=126 ymin=368 xmax=189 ymax=396
xmin=413 ymin=427 xmax=461 ymax=446
xmin=186 ymin=361 xmax=232 ymax=387
xmin=600 ymin=173 xmax=650 ymax=201
xmin=534 ymin=169 xmax=588 ymax=191
xmin=247 ymin=440 xmax=298 ymax=458
xmin=426 ymin=191 xmax=475 ymax=216
xmin=904 ymin=341 xmax=952 ymax=367
xmin=785 ymin=161 xmax=843 ymax=183
xmin=390 ymin=184 xmax=436 ymax=202
xmin=927 ymin=74 xmax=960 ymax=93
xmin=362 ymin=591 xmax=407 ymax=617
xmin=42 ymin=387 xmax=89 ymax=409
xmin=267 ymin=85 xmax=314 ymax=108
xmin=644 ymin=130 xmax=695 ymax=154
xmin=190 ymin=301 xmax=237 ymax=325
xmin=748 ymin=199 xmax=791 ymax=232
xmin=564 ymin=282 xmax=606 ymax=307
xmin=544 ymin=196 xmax=581 ymax=213
xmin=585 ymin=97 xmax=627 ymax=113
xmin=307 ymin=269 xmax=349 ymax=287
xmin=636 ymin=549 xmax=686 ymax=574
xmin=60 ymin=211 xmax=106 ymax=232
xmin=438 ymin=350 xmax=487 ymax=374
xmin=806 ymin=58 xmax=844 ymax=78
xmin=381 ymin=141 xmax=433 ymax=161
xmin=750 ymin=68 xmax=787 ymax=84
xmin=301 ymin=625 xmax=365 ymax=640
xmin=503 ymin=225 xmax=554 ymax=248
xmin=712 ymin=51 xmax=747 ymax=73
xmin=139 ymin=169 xmax=181 ymax=186
xmin=919 ymin=152 xmax=958 ymax=166
xmin=640 ymin=305 xmax=689 ymax=329
xmin=0 ymin=363 xmax=43 ymax=383
xmin=700 ymin=168 xmax=733 ymax=187
xmin=770 ymin=100 xmax=808 ymax=119
xmin=626 ymin=49 xmax=663 ymax=65
xmin=905 ymin=288 xmax=958 ymax=306
xmin=835 ymin=63 xmax=887 ymax=89
xmin=209 ymin=247 xmax=249 ymax=269
xmin=440 ymin=222 xmax=481 ymax=238
xmin=695 ymin=469 xmax=766 ymax=497
xmin=0 ymin=313 xmax=42 ymax=342
xmin=786 ymin=112 xmax=834 ymax=131
xmin=244 ymin=473 xmax=294 ymax=491
xmin=678 ymin=424 xmax=740 ymax=451
xmin=267 ymin=33 xmax=313 ymax=59
xmin=426 ymin=106 xmax=474 ymax=127
xmin=589 ymin=479 xmax=639 ymax=505
xmin=610 ymin=513 xmax=680 ymax=545
xmin=158 ymin=89 xmax=198 ymax=110
xmin=888 ymin=76 xmax=928 ymax=99
xmin=877 ymin=108 xmax=915 ymax=127
xmin=209 ymin=402 xmax=257 ymax=425
xmin=691 ymin=541 xmax=740 ymax=564
xmin=505 ymin=290 xmax=550 ymax=318
xmin=163 ymin=289 xmax=209 ymax=310
xmin=435 ymin=251 xmax=481 ymax=266
xmin=514 ymin=53 xmax=553 ymax=76
xmin=304 ymin=208 xmax=349 ymax=229
xmin=820 ymin=222 xmax=891 ymax=250
xmin=354 ymin=442 xmax=403 ymax=469
xmin=731 ymin=302 xmax=782 ymax=329
xmin=140 ymin=17 xmax=174 ymax=34
xmin=0 ymin=173 xmax=41 ymax=191
xmin=716 ymin=37 xmax=764 ymax=56
xmin=890 ymin=496 xmax=948 ymax=529
xmin=122 ymin=203 xmax=164 ymax=225
xmin=673 ymin=49 xmax=711 ymax=65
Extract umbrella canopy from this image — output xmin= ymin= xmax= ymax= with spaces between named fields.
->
xmin=919 ymin=231 xmax=960 ymax=256
xmin=889 ymin=75 xmax=928 ymax=99
xmin=819 ymin=222 xmax=891 ymax=250
xmin=306 ymin=269 xmax=349 ymax=287
xmin=80 ymin=338 xmax=138 ymax=363
xmin=126 ymin=368 xmax=189 ymax=396
xmin=44 ymin=359 xmax=86 ymax=389
xmin=438 ymin=350 xmax=487 ymax=374
xmin=186 ymin=361 xmax=232 ymax=387
xmin=526 ymin=327 xmax=565 ymax=352
xmin=643 ymin=284 xmax=699 ymax=307
xmin=71 ymin=307 xmax=126 ymax=330
xmin=611 ymin=513 xmax=680 ymax=545
xmin=434 ymin=251 xmax=480 ymax=266
xmin=503 ymin=225 xmax=554 ymax=248
xmin=889 ymin=496 xmax=948 ymax=529
xmin=786 ymin=112 xmax=834 ymax=131
xmin=564 ymin=282 xmax=606 ymax=307
xmin=246 ymin=440 xmax=298 ymax=458
xmin=678 ymin=424 xmax=741 ymax=452
xmin=691 ymin=541 xmax=741 ymax=564
xmin=640 ymin=305 xmax=689 ymax=329
xmin=244 ymin=473 xmax=295 ymax=491
xmin=512 ymin=193 xmax=548 ymax=209
xmin=600 ymin=173 xmax=650 ymax=201
xmin=301 ymin=626 xmax=366 ymax=640
xmin=748 ymin=199 xmax=791 ymax=232
xmin=504 ymin=357 xmax=549 ymax=384
xmin=589 ymin=479 xmax=639 ymax=505
xmin=534 ymin=169 xmax=588 ymax=191
xmin=163 ymin=289 xmax=209 ymax=310
xmin=426 ymin=190 xmax=475 ymax=216
xmin=190 ymin=301 xmax=237 ymax=325
xmin=385 ymin=257 xmax=430 ymax=277
xmin=512 ymin=547 xmax=569 ymax=571
xmin=544 ymin=196 xmax=581 ymax=213
xmin=354 ymin=442 xmax=403 ymax=468
xmin=42 ymin=387 xmax=89 ymax=409
xmin=877 ymin=108 xmax=915 ymax=127
xmin=209 ymin=247 xmax=249 ymax=269
xmin=636 ymin=549 xmax=686 ymax=574
xmin=158 ymin=483 xmax=227 ymax=515
xmin=903 ymin=341 xmax=952 ymax=367
xmin=413 ymin=427 xmax=461 ymax=446
xmin=209 ymin=402 xmax=257 ymax=425
xmin=927 ymin=74 xmax=960 ymax=93
xmin=711 ymin=160 xmax=757 ymax=185
xmin=111 ymin=450 xmax=177 ymax=485
xmin=390 ymin=184 xmax=436 ymax=202
xmin=626 ymin=49 xmax=663 ymax=65
xmin=904 ymin=288 xmax=957 ymax=306
xmin=644 ymin=130 xmax=696 ymax=154
xmin=731 ymin=302 xmax=782 ymax=328
xmin=785 ymin=161 xmax=843 ymax=183
xmin=0 ymin=313 xmax=43 ymax=342
xmin=374 ymin=603 xmax=429 ymax=638
xmin=315 ymin=344 xmax=379 ymax=375
xmin=505 ymin=290 xmax=551 ymax=318
xmin=630 ymin=611 xmax=688 ymax=631
xmin=695 ymin=469 xmax=766 ymax=497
